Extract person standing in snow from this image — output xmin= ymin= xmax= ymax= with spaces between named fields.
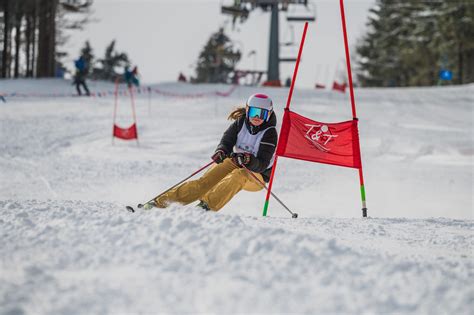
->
xmin=124 ymin=66 xmax=140 ymax=88
xmin=147 ymin=93 xmax=278 ymax=212
xmin=73 ymin=56 xmax=90 ymax=96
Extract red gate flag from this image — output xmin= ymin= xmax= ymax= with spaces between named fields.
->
xmin=113 ymin=123 xmax=138 ymax=140
xmin=276 ymin=110 xmax=361 ymax=169
xmin=332 ymin=81 xmax=347 ymax=93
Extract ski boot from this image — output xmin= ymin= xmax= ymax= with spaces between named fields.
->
xmin=197 ymin=200 xmax=211 ymax=211
xmin=142 ymin=201 xmax=157 ymax=210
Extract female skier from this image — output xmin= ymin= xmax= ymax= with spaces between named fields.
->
xmin=147 ymin=93 xmax=278 ymax=212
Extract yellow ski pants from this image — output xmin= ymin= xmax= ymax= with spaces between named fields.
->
xmin=154 ymin=158 xmax=264 ymax=211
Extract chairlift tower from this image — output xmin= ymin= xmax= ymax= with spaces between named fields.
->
xmin=221 ymin=0 xmax=316 ymax=86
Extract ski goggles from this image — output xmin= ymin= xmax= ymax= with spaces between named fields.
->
xmin=248 ymin=106 xmax=270 ymax=121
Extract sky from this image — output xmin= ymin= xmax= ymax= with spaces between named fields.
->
xmin=64 ymin=0 xmax=376 ymax=88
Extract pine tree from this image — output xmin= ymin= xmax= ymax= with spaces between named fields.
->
xmin=93 ymin=40 xmax=130 ymax=81
xmin=355 ymin=0 xmax=474 ymax=87
xmin=436 ymin=2 xmax=474 ymax=84
xmin=79 ymin=40 xmax=94 ymax=74
xmin=194 ymin=28 xmax=241 ymax=83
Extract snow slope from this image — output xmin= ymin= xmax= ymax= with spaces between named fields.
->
xmin=1 ymin=79 xmax=473 ymax=314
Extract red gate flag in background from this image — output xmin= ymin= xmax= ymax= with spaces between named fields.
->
xmin=112 ymin=77 xmax=139 ymax=145
xmin=113 ymin=123 xmax=138 ymax=140
xmin=332 ymin=81 xmax=347 ymax=93
xmin=276 ymin=110 xmax=361 ymax=169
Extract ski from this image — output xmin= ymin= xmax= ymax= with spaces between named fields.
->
xmin=126 ymin=202 xmax=155 ymax=213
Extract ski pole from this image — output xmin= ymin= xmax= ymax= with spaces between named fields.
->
xmin=234 ymin=160 xmax=298 ymax=218
xmin=126 ymin=161 xmax=214 ymax=212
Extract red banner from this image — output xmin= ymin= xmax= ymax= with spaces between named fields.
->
xmin=113 ymin=123 xmax=138 ymax=140
xmin=276 ymin=111 xmax=361 ymax=169
xmin=332 ymin=81 xmax=347 ymax=93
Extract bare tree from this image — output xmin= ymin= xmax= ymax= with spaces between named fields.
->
xmin=1 ymin=0 xmax=92 ymax=78
xmin=1 ymin=0 xmax=11 ymax=78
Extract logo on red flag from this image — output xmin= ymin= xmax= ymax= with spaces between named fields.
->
xmin=276 ymin=110 xmax=361 ymax=169
xmin=304 ymin=124 xmax=339 ymax=152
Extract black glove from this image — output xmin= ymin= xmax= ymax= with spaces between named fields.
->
xmin=231 ymin=152 xmax=252 ymax=167
xmin=211 ymin=150 xmax=227 ymax=164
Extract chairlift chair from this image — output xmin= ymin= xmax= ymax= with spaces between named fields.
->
xmin=280 ymin=24 xmax=298 ymax=62
xmin=281 ymin=24 xmax=295 ymax=47
xmin=286 ymin=0 xmax=316 ymax=22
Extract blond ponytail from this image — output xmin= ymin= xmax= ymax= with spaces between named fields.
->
xmin=227 ymin=106 xmax=246 ymax=121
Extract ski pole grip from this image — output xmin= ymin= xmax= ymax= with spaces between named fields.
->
xmin=237 ymin=156 xmax=244 ymax=166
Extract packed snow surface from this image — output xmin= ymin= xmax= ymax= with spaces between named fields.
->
xmin=1 ymin=79 xmax=473 ymax=314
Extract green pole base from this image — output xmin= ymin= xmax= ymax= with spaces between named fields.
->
xmin=262 ymin=200 xmax=270 ymax=217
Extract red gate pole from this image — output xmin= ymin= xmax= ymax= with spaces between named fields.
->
xmin=112 ymin=77 xmax=120 ymax=145
xmin=339 ymin=0 xmax=368 ymax=217
xmin=128 ymin=85 xmax=140 ymax=146
xmin=262 ymin=22 xmax=309 ymax=217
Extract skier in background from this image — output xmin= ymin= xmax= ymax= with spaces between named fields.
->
xmin=178 ymin=72 xmax=187 ymax=82
xmin=145 ymin=93 xmax=278 ymax=212
xmin=73 ymin=56 xmax=90 ymax=96
xmin=124 ymin=66 xmax=140 ymax=87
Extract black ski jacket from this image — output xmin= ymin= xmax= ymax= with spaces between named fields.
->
xmin=216 ymin=112 xmax=278 ymax=182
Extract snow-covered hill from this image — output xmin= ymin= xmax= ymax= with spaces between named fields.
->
xmin=1 ymin=79 xmax=473 ymax=314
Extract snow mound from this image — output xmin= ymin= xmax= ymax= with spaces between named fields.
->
xmin=1 ymin=199 xmax=473 ymax=314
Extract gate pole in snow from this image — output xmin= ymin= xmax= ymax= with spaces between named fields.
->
xmin=112 ymin=77 xmax=120 ymax=145
xmin=112 ymin=78 xmax=140 ymax=146
xmin=148 ymin=86 xmax=152 ymax=116
xmin=262 ymin=22 xmax=309 ymax=217
xmin=339 ymin=0 xmax=368 ymax=217
xmin=128 ymin=85 xmax=140 ymax=146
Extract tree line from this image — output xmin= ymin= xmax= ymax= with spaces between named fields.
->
xmin=356 ymin=0 xmax=474 ymax=87
xmin=1 ymin=0 xmax=92 ymax=79
xmin=78 ymin=39 xmax=132 ymax=82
